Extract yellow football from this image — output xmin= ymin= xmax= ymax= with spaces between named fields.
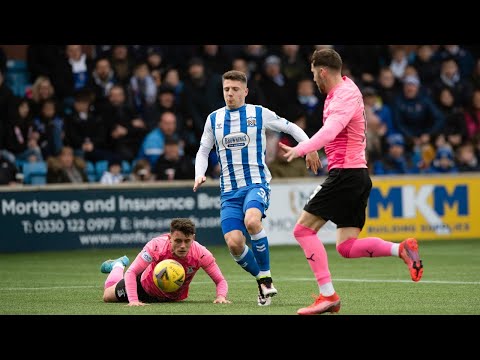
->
xmin=152 ymin=259 xmax=185 ymax=292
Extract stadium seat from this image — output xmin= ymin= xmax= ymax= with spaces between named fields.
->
xmin=121 ymin=160 xmax=132 ymax=176
xmin=22 ymin=161 xmax=47 ymax=185
xmin=5 ymin=60 xmax=30 ymax=97
xmin=95 ymin=160 xmax=109 ymax=181
xmin=85 ymin=161 xmax=97 ymax=182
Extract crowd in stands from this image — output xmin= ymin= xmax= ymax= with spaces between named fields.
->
xmin=1 ymin=44 xmax=480 ymax=186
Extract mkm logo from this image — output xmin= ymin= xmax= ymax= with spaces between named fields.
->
xmin=369 ymin=184 xmax=468 ymax=234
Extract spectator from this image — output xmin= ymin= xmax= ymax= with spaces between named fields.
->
xmin=128 ymin=159 xmax=154 ymax=182
xmin=258 ymin=55 xmax=296 ymax=118
xmin=431 ymin=57 xmax=473 ymax=108
xmin=412 ymin=45 xmax=441 ymax=90
xmin=101 ymin=85 xmax=148 ymax=162
xmin=392 ymin=75 xmax=445 ymax=149
xmin=64 ymin=89 xmax=114 ymax=163
xmin=464 ymin=89 xmax=480 ymax=140
xmin=456 ymin=142 xmax=480 ymax=172
xmin=429 ymin=146 xmax=458 ymax=174
xmin=436 ymin=87 xmax=467 ymax=148
xmin=137 ymin=111 xmax=180 ymax=168
xmin=373 ymin=133 xmax=419 ymax=175
xmin=128 ymin=62 xmax=157 ymax=117
xmin=376 ymin=67 xmax=401 ymax=107
xmin=182 ymin=57 xmax=224 ymax=139
xmin=54 ymin=45 xmax=94 ymax=103
xmin=5 ymin=98 xmax=43 ymax=163
xmin=32 ymin=99 xmax=64 ymax=158
xmin=28 ymin=76 xmax=56 ymax=118
xmin=109 ymin=45 xmax=134 ymax=87
xmin=154 ymin=136 xmax=194 ymax=181
xmin=46 ymin=146 xmax=88 ymax=184
xmin=87 ymin=57 xmax=116 ymax=113
xmin=0 ymin=151 xmax=19 ymax=186
xmin=100 ymin=159 xmax=124 ymax=184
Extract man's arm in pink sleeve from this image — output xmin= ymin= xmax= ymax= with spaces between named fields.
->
xmin=295 ymin=118 xmax=345 ymax=156
xmin=124 ymin=254 xmax=150 ymax=303
xmin=203 ymin=261 xmax=228 ymax=298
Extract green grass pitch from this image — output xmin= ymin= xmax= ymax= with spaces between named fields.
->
xmin=0 ymin=239 xmax=479 ymax=315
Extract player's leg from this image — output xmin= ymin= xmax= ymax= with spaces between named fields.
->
xmin=294 ymin=172 xmax=346 ymax=315
xmin=294 ymin=210 xmax=340 ymax=315
xmin=243 ymin=185 xmax=277 ymax=300
xmin=223 ymin=222 xmax=260 ymax=277
xmin=334 ymin=169 xmax=423 ymax=281
xmin=221 ymin=193 xmax=261 ymax=278
xmin=101 ymin=256 xmax=130 ymax=302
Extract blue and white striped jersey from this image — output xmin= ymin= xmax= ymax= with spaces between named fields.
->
xmin=196 ymin=104 xmax=309 ymax=194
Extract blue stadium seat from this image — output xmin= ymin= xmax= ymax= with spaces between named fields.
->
xmin=121 ymin=160 xmax=132 ymax=176
xmin=85 ymin=161 xmax=97 ymax=182
xmin=5 ymin=60 xmax=30 ymax=97
xmin=22 ymin=161 xmax=47 ymax=185
xmin=95 ymin=160 xmax=109 ymax=181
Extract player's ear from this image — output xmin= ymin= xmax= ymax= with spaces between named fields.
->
xmin=245 ymin=87 xmax=249 ymax=97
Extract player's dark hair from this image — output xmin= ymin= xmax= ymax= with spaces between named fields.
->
xmin=222 ymin=70 xmax=247 ymax=84
xmin=171 ymin=218 xmax=196 ymax=236
xmin=311 ymin=48 xmax=342 ymax=71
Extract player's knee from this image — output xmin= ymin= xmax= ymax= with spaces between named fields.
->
xmin=103 ymin=286 xmax=118 ymax=302
xmin=225 ymin=234 xmax=246 ymax=256
xmin=336 ymin=238 xmax=356 ymax=258
xmin=244 ymin=217 xmax=261 ymax=234
xmin=293 ymin=223 xmax=315 ymax=239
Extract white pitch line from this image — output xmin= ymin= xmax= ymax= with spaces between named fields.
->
xmin=0 ymin=278 xmax=479 ymax=291
xmin=0 ymin=285 xmax=99 ymax=291
xmin=190 ymin=278 xmax=480 ymax=285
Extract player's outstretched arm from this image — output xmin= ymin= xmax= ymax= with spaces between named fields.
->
xmin=201 ymin=256 xmax=229 ymax=304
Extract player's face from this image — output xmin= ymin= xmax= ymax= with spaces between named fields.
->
xmin=311 ymin=64 xmax=327 ymax=94
xmin=170 ymin=231 xmax=194 ymax=258
xmin=223 ymin=79 xmax=248 ymax=109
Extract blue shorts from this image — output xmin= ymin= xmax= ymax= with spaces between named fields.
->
xmin=221 ymin=184 xmax=270 ymax=234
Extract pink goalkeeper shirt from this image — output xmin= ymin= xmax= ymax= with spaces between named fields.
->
xmin=124 ymin=234 xmax=228 ymax=303
xmin=296 ymin=76 xmax=367 ymax=171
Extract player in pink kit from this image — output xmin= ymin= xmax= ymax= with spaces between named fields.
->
xmin=280 ymin=48 xmax=423 ymax=315
xmin=100 ymin=218 xmax=230 ymax=305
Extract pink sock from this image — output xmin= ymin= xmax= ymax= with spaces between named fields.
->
xmin=104 ymin=266 xmax=124 ymax=289
xmin=293 ymin=223 xmax=331 ymax=285
xmin=337 ymin=237 xmax=394 ymax=258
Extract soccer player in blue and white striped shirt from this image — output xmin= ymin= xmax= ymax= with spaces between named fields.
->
xmin=193 ymin=70 xmax=320 ymax=306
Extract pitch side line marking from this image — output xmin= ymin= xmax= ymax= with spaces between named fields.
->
xmin=1 ymin=278 xmax=479 ymax=291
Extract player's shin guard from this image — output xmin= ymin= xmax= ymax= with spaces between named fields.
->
xmin=250 ymin=229 xmax=270 ymax=274
xmin=231 ymin=245 xmax=260 ymax=277
xmin=293 ymin=223 xmax=332 ymax=286
xmin=104 ymin=265 xmax=124 ymax=289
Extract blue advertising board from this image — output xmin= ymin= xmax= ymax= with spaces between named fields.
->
xmin=0 ymin=185 xmax=223 ymax=252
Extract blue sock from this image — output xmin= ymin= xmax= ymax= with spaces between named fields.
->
xmin=231 ymin=246 xmax=260 ymax=277
xmin=251 ymin=229 xmax=271 ymax=274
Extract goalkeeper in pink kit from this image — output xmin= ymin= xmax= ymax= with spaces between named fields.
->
xmin=100 ymin=218 xmax=230 ymax=305
xmin=280 ymin=48 xmax=424 ymax=315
